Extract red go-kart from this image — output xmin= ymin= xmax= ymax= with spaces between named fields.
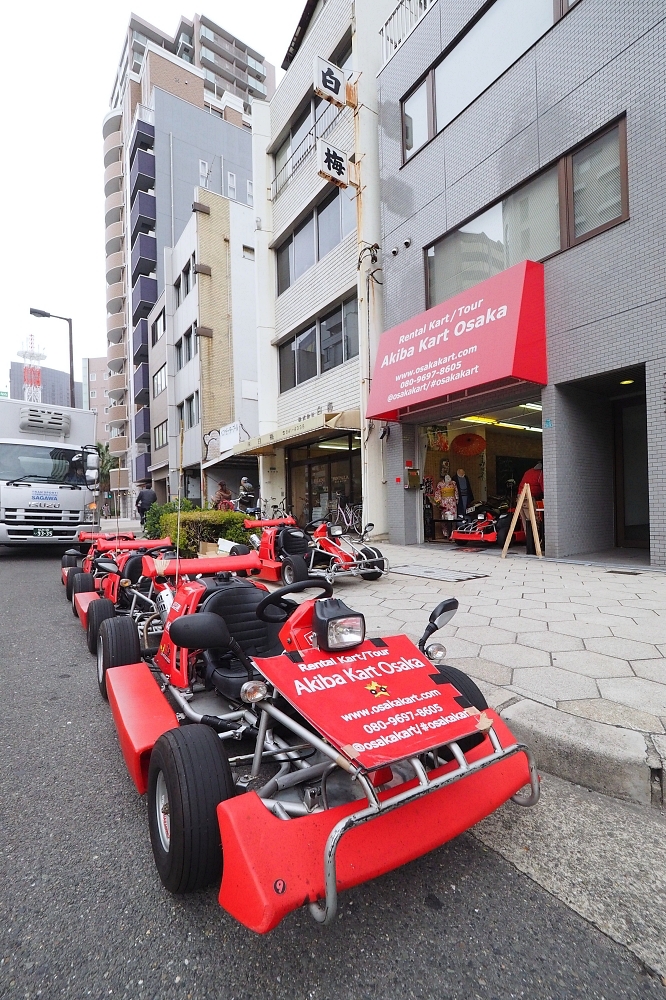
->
xmin=98 ymin=551 xmax=539 ymax=933
xmin=242 ymin=517 xmax=311 ymax=585
xmin=451 ymin=499 xmax=525 ymax=547
xmin=302 ymin=520 xmax=388 ymax=583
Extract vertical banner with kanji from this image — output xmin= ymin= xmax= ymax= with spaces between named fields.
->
xmin=317 ymin=139 xmax=348 ymax=188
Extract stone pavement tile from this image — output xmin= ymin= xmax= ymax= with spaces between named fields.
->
xmin=494 ymin=598 xmax=546 ymax=609
xmin=520 ymin=608 xmax=576 ymax=622
xmin=629 ymin=659 xmax=666 ymax=685
xmin=546 ymin=602 xmax=610 ymax=615
xmin=440 ymin=611 xmax=490 ymax=628
xmin=611 ymin=623 xmax=666 ymax=644
xmin=548 ymin=620 xmax=613 ymax=639
xmin=455 ymin=625 xmax=516 ymax=645
xmin=573 ymin=613 xmax=638 ymax=627
xmin=512 ymin=666 xmax=599 ymax=701
xmin=584 ymin=636 xmax=662 ymax=660
xmin=620 ymin=599 xmax=666 ymax=610
xmin=520 ymin=631 xmax=585 ymax=652
xmin=481 ymin=643 xmax=550 ymax=668
xmin=558 ymin=698 xmax=665 ymax=734
xmin=377 ymin=598 xmax=428 ymax=611
xmin=551 ymin=649 xmax=632 ymax=678
xmin=599 ymin=677 xmax=666 ymax=717
xmin=445 ymin=656 xmax=512 ymax=686
xmin=489 ymin=615 xmax=548 ymax=633
xmin=436 ymin=637 xmax=481 ymax=658
xmin=596 ymin=605 xmax=660 ymax=619
xmin=472 ymin=677 xmax=512 ymax=710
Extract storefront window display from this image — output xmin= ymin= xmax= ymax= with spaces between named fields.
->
xmin=286 ymin=433 xmax=361 ymax=526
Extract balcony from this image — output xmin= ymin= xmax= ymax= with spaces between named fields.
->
xmin=130 ymin=149 xmax=155 ymax=200
xmin=133 ymin=363 xmax=150 ymax=405
xmin=104 ymin=159 xmax=123 ymax=197
xmin=107 ymin=313 xmax=125 ymax=344
xmin=135 ymin=451 xmax=152 ymax=483
xmin=107 ymin=372 xmax=127 ymax=400
xmin=105 ymin=220 xmax=124 ymax=255
xmin=108 ymin=404 xmax=127 ymax=427
xmin=105 ymin=250 xmax=125 ymax=286
xmin=132 ymin=275 xmax=157 ymax=326
xmin=132 ymin=319 xmax=149 ymax=364
xmin=380 ymin=0 xmax=437 ymax=66
xmin=106 ymin=280 xmax=126 ymax=314
xmin=134 ymin=406 xmax=151 ymax=442
xmin=107 ymin=341 xmax=126 ymax=372
xmin=130 ymin=191 xmax=156 ymax=241
xmin=105 ymin=189 xmax=124 ymax=227
xmin=129 ymin=118 xmax=154 ymax=164
xmin=109 ymin=436 xmax=128 ymax=456
xmin=131 ymin=233 xmax=157 ymax=284
xmin=103 ymin=130 xmax=123 ymax=168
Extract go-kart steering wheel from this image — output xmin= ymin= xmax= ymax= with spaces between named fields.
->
xmin=255 ymin=579 xmax=334 ymax=623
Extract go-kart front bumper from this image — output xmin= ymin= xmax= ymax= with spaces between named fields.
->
xmin=216 ymin=710 xmax=538 ymax=933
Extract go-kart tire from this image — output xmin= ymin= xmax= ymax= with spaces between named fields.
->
xmin=72 ymin=572 xmax=95 ymax=616
xmin=65 ymin=566 xmax=83 ymax=601
xmin=148 ymin=726 xmax=234 ymax=894
xmin=434 ymin=664 xmax=487 ymax=710
xmin=62 ymin=553 xmax=78 ymax=569
xmin=281 ymin=555 xmax=309 ymax=585
xmin=359 ymin=546 xmax=385 ymax=581
xmin=454 ymin=539 xmax=468 ymax=547
xmin=86 ymin=598 xmax=116 ymax=655
xmin=97 ymin=616 xmax=141 ymax=700
xmin=229 ymin=543 xmax=251 ymax=576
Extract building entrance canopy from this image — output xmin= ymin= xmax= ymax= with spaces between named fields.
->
xmin=367 ymin=261 xmax=546 ymax=422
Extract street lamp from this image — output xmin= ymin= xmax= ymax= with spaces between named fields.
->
xmin=29 ymin=308 xmax=75 ymax=408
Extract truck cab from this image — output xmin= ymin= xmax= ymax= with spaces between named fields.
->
xmin=0 ymin=398 xmax=99 ymax=546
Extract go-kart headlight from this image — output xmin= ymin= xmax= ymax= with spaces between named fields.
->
xmin=314 ymin=599 xmax=366 ymax=651
xmin=240 ymin=680 xmax=268 ymax=704
xmin=425 ymin=642 xmax=447 ymax=665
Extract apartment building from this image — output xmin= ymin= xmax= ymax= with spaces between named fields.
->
xmin=82 ymin=357 xmax=111 ymax=446
xmin=236 ymin=0 xmax=395 ymax=530
xmin=102 ymin=13 xmax=273 ymax=505
xmin=145 ymin=187 xmax=258 ymax=503
xmin=373 ymin=0 xmax=666 ymax=565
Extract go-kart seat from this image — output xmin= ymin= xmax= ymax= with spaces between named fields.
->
xmin=277 ymin=526 xmax=309 ymax=557
xmin=199 ymin=579 xmax=284 ymax=702
xmin=122 ymin=554 xmax=145 ymax=584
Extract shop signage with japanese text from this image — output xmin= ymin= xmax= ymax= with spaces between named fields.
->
xmin=317 ymin=139 xmax=348 ymax=188
xmin=313 ymin=56 xmax=346 ymax=108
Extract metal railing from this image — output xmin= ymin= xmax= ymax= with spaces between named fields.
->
xmin=380 ymin=0 xmax=438 ymax=67
xmin=271 ymin=100 xmax=347 ymax=200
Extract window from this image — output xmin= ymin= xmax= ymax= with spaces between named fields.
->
xmin=176 ymin=402 xmax=184 ymax=429
xmin=104 ymin=390 xmax=109 ymax=397
xmin=191 ymin=253 xmax=197 ymax=287
xmin=401 ymin=0 xmax=564 ymax=161
xmin=227 ymin=172 xmax=236 ymax=200
xmin=426 ymin=120 xmax=627 ymax=306
xmin=104 ymin=407 xmax=109 ymax=414
xmin=192 ymin=325 xmax=198 ymax=356
xmin=184 ymin=330 xmax=192 ymax=363
xmin=277 ymin=188 xmax=356 ymax=294
xmin=89 ymin=372 xmax=96 ymax=381
xmin=185 ymin=393 xmax=199 ymax=429
xmin=247 ymin=179 xmax=253 ymax=206
xmin=154 ymin=419 xmax=168 ymax=450
xmin=199 ymin=159 xmax=209 ymax=188
xmin=182 ymin=262 xmax=190 ymax=297
xmin=152 ymin=364 xmax=167 ymax=397
xmin=90 ymin=390 xmax=96 ymax=398
xmin=174 ymin=277 xmax=181 ymax=309
xmin=104 ymin=371 xmax=109 ymax=379
xmin=151 ymin=309 xmax=165 ymax=345
xmin=242 ymin=245 xmax=255 ymax=260
xmin=175 ymin=339 xmax=183 ymax=371
xmin=278 ymin=297 xmax=359 ymax=392
xmin=104 ymin=424 xmax=110 ymax=432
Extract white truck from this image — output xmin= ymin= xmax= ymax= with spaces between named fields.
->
xmin=0 ymin=398 xmax=100 ymax=547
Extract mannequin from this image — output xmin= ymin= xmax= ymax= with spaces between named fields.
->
xmin=433 ymin=474 xmax=459 ymax=539
xmin=454 ymin=467 xmax=474 ymax=517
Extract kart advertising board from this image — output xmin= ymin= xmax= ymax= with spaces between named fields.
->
xmin=258 ymin=636 xmax=490 ymax=769
xmin=366 ymin=260 xmax=546 ymax=421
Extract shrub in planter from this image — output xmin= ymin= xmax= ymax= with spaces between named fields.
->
xmin=160 ymin=510 xmax=252 ymax=557
xmin=144 ymin=499 xmax=194 ymax=539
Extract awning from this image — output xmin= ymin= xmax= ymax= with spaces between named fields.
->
xmin=232 ymin=409 xmax=361 ymax=456
xmin=147 ymin=460 xmax=169 ymax=473
xmin=367 ymin=261 xmax=546 ymax=421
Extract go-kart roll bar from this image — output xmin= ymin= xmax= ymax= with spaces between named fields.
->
xmin=307 ymin=738 xmax=539 ymax=925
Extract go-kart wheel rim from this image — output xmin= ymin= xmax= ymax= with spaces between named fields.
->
xmin=155 ymin=770 xmax=171 ymax=852
xmin=282 ymin=563 xmax=295 ymax=585
xmin=96 ymin=634 xmax=104 ymax=686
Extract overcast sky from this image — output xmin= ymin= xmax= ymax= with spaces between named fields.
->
xmin=1 ymin=0 xmax=303 ymax=394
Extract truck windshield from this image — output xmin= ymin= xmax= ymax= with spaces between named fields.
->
xmin=0 ymin=444 xmax=87 ymax=485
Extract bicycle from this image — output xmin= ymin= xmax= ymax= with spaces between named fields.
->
xmin=260 ymin=496 xmax=292 ymax=519
xmin=326 ymin=494 xmax=363 ymax=535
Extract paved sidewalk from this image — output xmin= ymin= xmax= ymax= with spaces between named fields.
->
xmin=336 ymin=541 xmax=666 ymax=808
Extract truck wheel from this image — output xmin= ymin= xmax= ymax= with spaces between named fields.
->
xmin=148 ymin=726 xmax=234 ymax=893
xmin=87 ymin=598 xmax=116 ymax=655
xmin=281 ymin=555 xmax=308 ymax=585
xmin=65 ymin=566 xmax=83 ymax=601
xmin=97 ymin=616 xmax=141 ymax=700
xmin=359 ymin=546 xmax=385 ymax=581
xmin=72 ymin=572 xmax=95 ymax=615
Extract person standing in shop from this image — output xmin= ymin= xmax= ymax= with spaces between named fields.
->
xmin=433 ymin=475 xmax=459 ymax=539
xmin=454 ymin=467 xmax=474 ymax=518
xmin=517 ymin=461 xmax=544 ymax=544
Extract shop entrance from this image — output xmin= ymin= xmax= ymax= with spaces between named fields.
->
xmin=286 ymin=433 xmax=362 ymax=526
xmin=420 ymin=400 xmax=543 ymax=541
xmin=615 ymin=397 xmax=649 ymax=548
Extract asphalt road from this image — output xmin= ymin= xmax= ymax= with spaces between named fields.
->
xmin=0 ymin=549 xmax=663 ymax=1000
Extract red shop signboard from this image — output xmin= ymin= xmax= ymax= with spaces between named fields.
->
xmin=367 ymin=260 xmax=547 ymax=421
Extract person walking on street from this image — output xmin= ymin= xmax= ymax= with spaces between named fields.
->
xmin=136 ymin=486 xmax=157 ymax=526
